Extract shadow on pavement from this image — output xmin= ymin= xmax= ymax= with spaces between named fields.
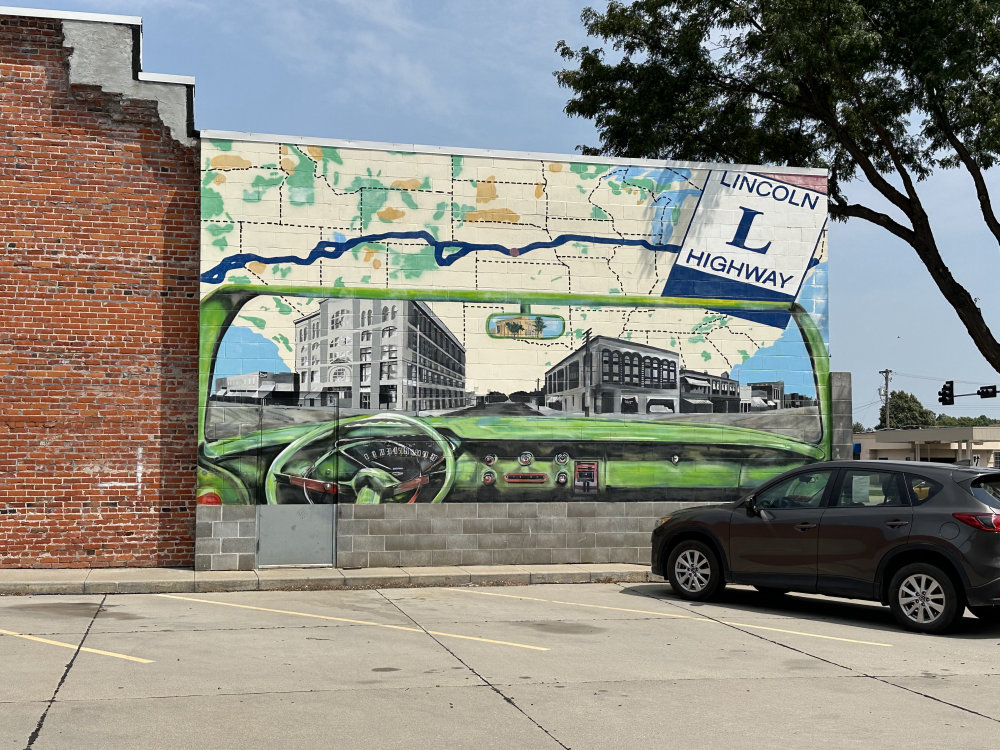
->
xmin=617 ymin=582 xmax=1000 ymax=638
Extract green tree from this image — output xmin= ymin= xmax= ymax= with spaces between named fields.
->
xmin=852 ymin=421 xmax=867 ymax=433
xmin=879 ymin=390 xmax=935 ymax=428
xmin=556 ymin=0 xmax=1000 ymax=373
xmin=935 ymin=413 xmax=999 ymax=426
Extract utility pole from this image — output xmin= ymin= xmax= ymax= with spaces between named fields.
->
xmin=879 ymin=369 xmax=892 ymax=428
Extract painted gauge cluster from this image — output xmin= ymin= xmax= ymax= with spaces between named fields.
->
xmin=477 ymin=448 xmax=599 ymax=494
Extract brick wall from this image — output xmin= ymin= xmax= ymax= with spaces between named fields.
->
xmin=0 ymin=15 xmax=200 ymax=567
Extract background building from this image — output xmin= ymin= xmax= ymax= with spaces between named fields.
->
xmin=679 ymin=369 xmax=740 ymax=413
xmin=294 ymin=299 xmax=466 ymax=413
xmin=213 ymin=372 xmax=299 ymax=405
xmin=544 ymin=336 xmax=680 ymax=416
xmin=854 ymin=426 xmax=1000 ymax=467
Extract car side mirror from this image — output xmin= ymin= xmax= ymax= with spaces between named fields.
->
xmin=745 ymin=495 xmax=759 ymax=517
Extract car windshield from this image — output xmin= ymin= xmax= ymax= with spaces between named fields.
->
xmin=203 ymin=291 xmax=827 ymax=447
xmin=970 ymin=476 xmax=1000 ymax=509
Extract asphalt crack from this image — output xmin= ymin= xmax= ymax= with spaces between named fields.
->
xmin=376 ymin=590 xmax=571 ymax=749
xmin=24 ymin=594 xmax=108 ymax=750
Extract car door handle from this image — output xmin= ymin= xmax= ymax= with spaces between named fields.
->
xmin=794 ymin=522 xmax=818 ymax=531
xmin=884 ymin=520 xmax=910 ymax=528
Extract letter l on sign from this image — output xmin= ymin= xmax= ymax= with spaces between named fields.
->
xmin=726 ymin=206 xmax=772 ymax=254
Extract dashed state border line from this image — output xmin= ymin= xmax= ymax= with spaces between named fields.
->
xmin=200 ymin=230 xmax=683 ymax=284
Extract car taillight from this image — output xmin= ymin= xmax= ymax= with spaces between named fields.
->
xmin=953 ymin=513 xmax=1000 ymax=532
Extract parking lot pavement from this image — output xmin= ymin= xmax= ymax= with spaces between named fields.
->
xmin=3 ymin=583 xmax=1000 ymax=750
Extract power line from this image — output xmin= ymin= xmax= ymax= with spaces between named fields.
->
xmin=891 ymin=370 xmax=995 ymax=387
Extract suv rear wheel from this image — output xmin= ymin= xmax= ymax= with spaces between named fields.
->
xmin=667 ymin=540 xmax=724 ymax=601
xmin=888 ymin=563 xmax=961 ymax=634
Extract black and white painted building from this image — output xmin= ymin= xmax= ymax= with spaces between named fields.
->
xmin=544 ymin=336 xmax=681 ymax=416
xmin=294 ymin=299 xmax=466 ymax=412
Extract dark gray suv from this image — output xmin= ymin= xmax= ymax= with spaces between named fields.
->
xmin=651 ymin=460 xmax=1000 ymax=633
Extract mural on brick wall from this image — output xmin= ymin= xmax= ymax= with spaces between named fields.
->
xmin=198 ymin=136 xmax=830 ymax=505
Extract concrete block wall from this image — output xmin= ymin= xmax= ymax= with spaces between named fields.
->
xmin=195 ymin=506 xmax=256 ymax=571
xmin=336 ymin=502 xmax=680 ymax=568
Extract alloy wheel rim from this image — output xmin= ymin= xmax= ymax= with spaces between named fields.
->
xmin=675 ymin=549 xmax=710 ymax=593
xmin=898 ymin=573 xmax=946 ymax=624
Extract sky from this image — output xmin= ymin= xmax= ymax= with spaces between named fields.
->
xmin=12 ymin=0 xmax=1000 ymax=425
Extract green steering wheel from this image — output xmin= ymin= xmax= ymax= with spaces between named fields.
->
xmin=265 ymin=413 xmax=456 ymax=505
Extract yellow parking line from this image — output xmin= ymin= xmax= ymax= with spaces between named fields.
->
xmin=445 ymin=589 xmax=893 ymax=648
xmin=157 ymin=594 xmax=549 ymax=651
xmin=0 ymin=629 xmax=154 ymax=663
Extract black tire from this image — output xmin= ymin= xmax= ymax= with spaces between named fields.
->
xmin=888 ymin=563 xmax=961 ymax=634
xmin=968 ymin=605 xmax=1000 ymax=624
xmin=666 ymin=540 xmax=724 ymax=601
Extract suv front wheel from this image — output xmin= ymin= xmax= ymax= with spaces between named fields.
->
xmin=888 ymin=563 xmax=961 ymax=634
xmin=666 ymin=540 xmax=724 ymax=601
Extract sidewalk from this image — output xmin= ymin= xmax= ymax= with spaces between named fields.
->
xmin=0 ymin=563 xmax=655 ymax=596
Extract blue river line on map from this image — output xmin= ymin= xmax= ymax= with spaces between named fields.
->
xmin=199 ymin=231 xmax=684 ymax=285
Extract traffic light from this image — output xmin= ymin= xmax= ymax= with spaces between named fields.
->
xmin=938 ymin=380 xmax=954 ymax=405
xmin=978 ymin=384 xmax=998 ymax=398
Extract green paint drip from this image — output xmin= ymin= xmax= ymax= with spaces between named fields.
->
xmin=569 ymin=162 xmax=611 ymax=180
xmin=452 ymin=202 xmax=477 ymax=228
xmin=347 ymin=174 xmax=391 ymax=230
xmin=320 ymin=146 xmax=343 ymax=166
xmin=243 ymin=172 xmax=284 ymax=203
xmin=271 ymin=297 xmax=294 ymax=315
xmin=286 ymin=145 xmax=315 ymax=206
xmin=206 ymin=222 xmax=233 ymax=251
xmin=389 ymin=244 xmax=439 ymax=281
xmin=201 ymin=173 xmax=224 ymax=219
xmin=238 ymin=315 xmax=267 ymax=330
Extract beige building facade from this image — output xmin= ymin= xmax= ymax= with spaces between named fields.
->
xmin=854 ymin=427 xmax=1000 ymax=468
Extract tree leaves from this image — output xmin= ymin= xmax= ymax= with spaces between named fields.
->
xmin=557 ymin=0 xmax=1000 ymax=373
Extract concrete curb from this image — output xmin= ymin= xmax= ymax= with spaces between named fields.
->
xmin=0 ymin=564 xmax=655 ymax=596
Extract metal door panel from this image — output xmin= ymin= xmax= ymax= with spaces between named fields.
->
xmin=257 ymin=505 xmax=336 ymax=567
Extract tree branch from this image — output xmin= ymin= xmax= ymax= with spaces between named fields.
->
xmin=930 ymin=100 xmax=1000 ymax=249
xmin=830 ymin=200 xmax=916 ymax=245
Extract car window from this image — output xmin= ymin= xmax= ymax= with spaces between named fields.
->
xmin=755 ymin=470 xmax=833 ymax=510
xmin=970 ymin=477 xmax=1000 ymax=509
xmin=906 ymin=474 xmax=943 ymax=505
xmin=834 ymin=470 xmax=906 ymax=507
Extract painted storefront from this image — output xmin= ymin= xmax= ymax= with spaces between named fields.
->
xmin=198 ymin=136 xmax=830 ymax=506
